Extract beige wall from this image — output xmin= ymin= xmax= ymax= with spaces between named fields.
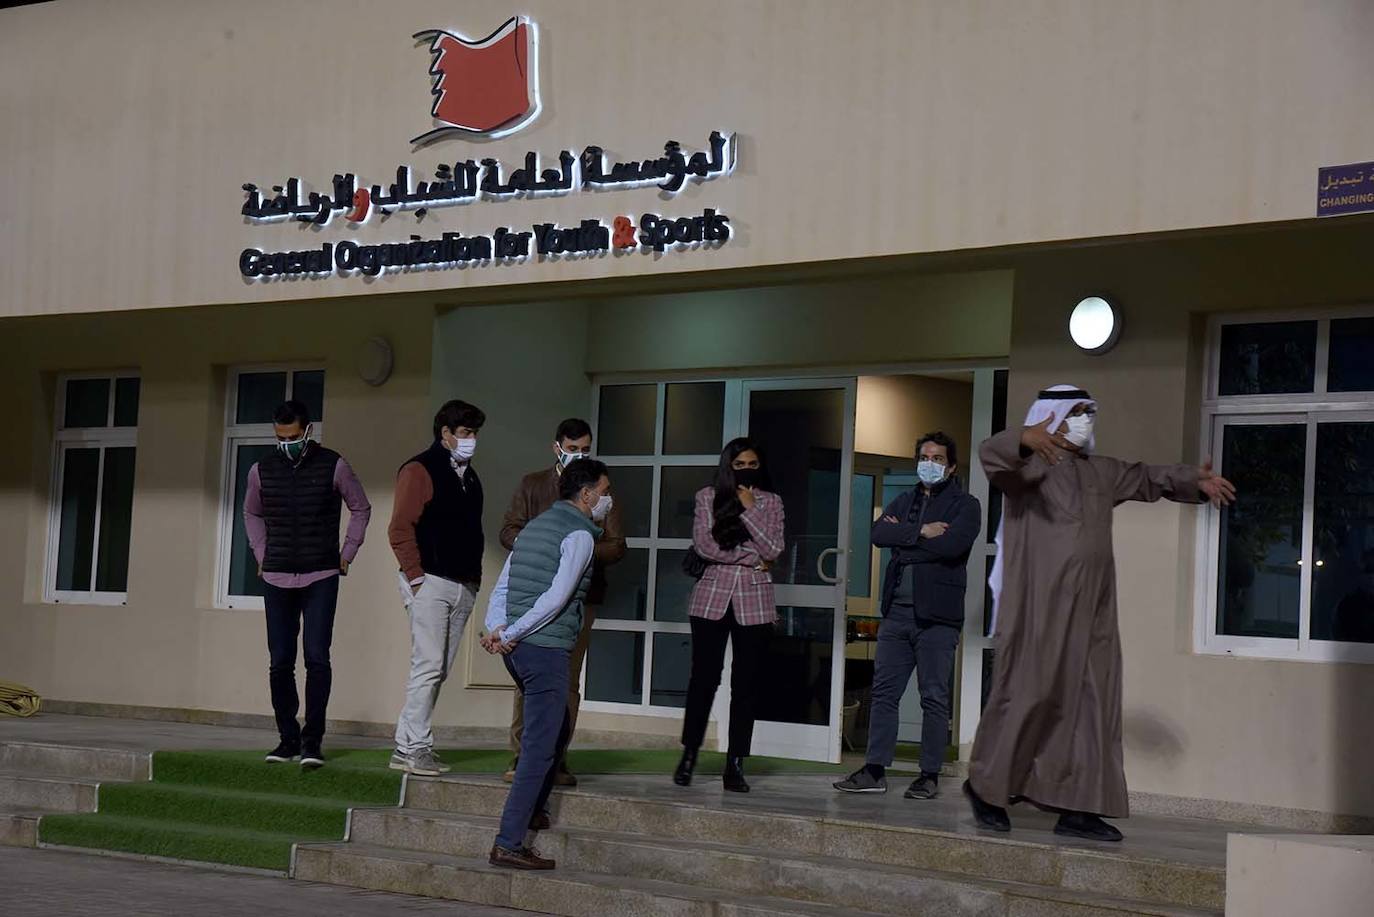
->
xmin=856 ymin=375 xmax=974 ymax=463
xmin=1005 ymin=220 xmax=1374 ymax=820
xmin=4 ymin=0 xmax=1373 ymax=318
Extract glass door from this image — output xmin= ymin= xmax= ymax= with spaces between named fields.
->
xmin=726 ymin=378 xmax=857 ymax=762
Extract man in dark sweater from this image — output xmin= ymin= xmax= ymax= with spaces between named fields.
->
xmin=244 ymin=400 xmax=372 ymax=769
xmin=387 ymin=399 xmax=486 ymax=776
xmin=834 ymin=431 xmax=981 ymax=799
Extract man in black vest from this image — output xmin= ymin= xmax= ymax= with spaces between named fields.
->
xmin=387 ymin=399 xmax=486 ymax=776
xmin=833 ymin=431 xmax=981 ymax=799
xmin=243 ymin=400 xmax=372 ymax=768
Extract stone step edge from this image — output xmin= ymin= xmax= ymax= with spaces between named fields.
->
xmin=405 ymin=777 xmax=1228 ymax=876
xmin=0 ymin=770 xmax=103 ymax=787
xmin=0 ymin=740 xmax=153 ymax=780
xmin=37 ymin=840 xmax=286 ymax=877
xmin=294 ymin=841 xmax=1221 ymax=917
xmin=348 ymin=807 xmax=1223 ymax=912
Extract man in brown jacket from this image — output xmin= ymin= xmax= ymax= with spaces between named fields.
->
xmin=500 ymin=418 xmax=626 ymax=786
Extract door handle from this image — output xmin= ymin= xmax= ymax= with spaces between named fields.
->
xmin=816 ymin=547 xmax=842 ymax=585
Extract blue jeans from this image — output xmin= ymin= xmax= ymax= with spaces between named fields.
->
xmin=263 ymin=576 xmax=339 ymax=747
xmin=496 ymin=643 xmax=571 ymax=851
xmin=866 ymin=604 xmax=959 ymax=775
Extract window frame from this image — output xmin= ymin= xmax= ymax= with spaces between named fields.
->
xmin=213 ymin=365 xmax=326 ymax=610
xmin=1195 ymin=307 xmax=1374 ymax=665
xmin=44 ymin=371 xmax=141 ymax=606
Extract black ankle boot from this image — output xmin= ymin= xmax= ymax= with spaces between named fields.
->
xmin=673 ymin=747 xmax=698 ymax=786
xmin=723 ymin=755 xmax=750 ymax=793
xmin=1054 ymin=811 xmax=1123 ymax=842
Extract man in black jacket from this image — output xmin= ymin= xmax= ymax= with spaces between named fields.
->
xmin=834 ymin=431 xmax=981 ymax=799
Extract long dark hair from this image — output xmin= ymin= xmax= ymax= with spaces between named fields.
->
xmin=710 ymin=437 xmax=769 ymax=550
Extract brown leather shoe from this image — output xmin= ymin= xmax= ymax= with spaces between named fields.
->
xmin=528 ymin=810 xmax=552 ymax=831
xmin=502 ymin=757 xmax=517 ymax=784
xmin=553 ymin=767 xmax=578 ymax=787
xmin=489 ymin=844 xmax=555 ymax=870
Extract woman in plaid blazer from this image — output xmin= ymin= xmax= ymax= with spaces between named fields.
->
xmin=674 ymin=438 xmax=786 ymax=793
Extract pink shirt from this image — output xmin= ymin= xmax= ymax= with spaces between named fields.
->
xmin=243 ymin=455 xmax=371 ymax=589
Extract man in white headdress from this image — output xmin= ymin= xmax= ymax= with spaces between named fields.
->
xmin=963 ymin=385 xmax=1236 ymax=841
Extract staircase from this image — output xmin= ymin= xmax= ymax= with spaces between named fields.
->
xmin=293 ymin=775 xmax=1226 ymax=916
xmin=0 ymin=740 xmax=148 ymax=846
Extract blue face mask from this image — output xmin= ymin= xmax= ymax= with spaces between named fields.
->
xmin=917 ymin=460 xmax=947 ymax=486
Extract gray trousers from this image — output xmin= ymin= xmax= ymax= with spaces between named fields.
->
xmin=394 ymin=573 xmax=476 ymax=755
xmin=866 ymin=603 xmax=960 ymax=776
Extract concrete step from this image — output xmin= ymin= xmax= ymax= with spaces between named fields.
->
xmin=0 ymin=770 xmax=99 ymax=813
xmin=401 ymin=778 xmax=1225 ymax=913
xmin=0 ymin=740 xmax=150 ymax=783
xmin=347 ymin=807 xmax=1221 ymax=916
xmin=294 ymin=840 xmax=1219 ymax=917
xmin=0 ymin=806 xmax=45 ymax=847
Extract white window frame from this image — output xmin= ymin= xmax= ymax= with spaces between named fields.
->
xmin=214 ymin=365 xmax=326 ymax=610
xmin=1195 ymin=306 xmax=1374 ymax=664
xmin=44 ymin=371 xmax=141 ymax=606
xmin=583 ymin=379 xmax=739 ymax=718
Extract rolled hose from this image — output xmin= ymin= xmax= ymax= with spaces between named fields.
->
xmin=0 ymin=680 xmax=41 ymax=717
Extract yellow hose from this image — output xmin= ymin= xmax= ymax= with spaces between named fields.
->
xmin=0 ymin=680 xmax=41 ymax=717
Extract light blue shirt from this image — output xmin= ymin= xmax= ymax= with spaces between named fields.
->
xmin=484 ymin=529 xmax=595 ymax=644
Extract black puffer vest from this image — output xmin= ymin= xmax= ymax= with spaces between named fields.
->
xmin=257 ymin=443 xmax=342 ymax=574
xmin=407 ymin=443 xmax=484 ymax=584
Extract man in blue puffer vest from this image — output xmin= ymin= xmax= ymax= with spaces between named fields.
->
xmin=481 ymin=459 xmax=613 ymax=870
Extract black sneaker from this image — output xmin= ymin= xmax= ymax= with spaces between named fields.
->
xmin=904 ymin=773 xmax=940 ymax=799
xmin=963 ymin=780 xmax=1011 ymax=832
xmin=833 ymin=767 xmax=887 ymax=794
xmin=265 ymin=741 xmax=299 ymax=763
xmin=300 ymin=742 xmax=324 ymax=769
xmin=1054 ymin=812 xmax=1123 ymax=842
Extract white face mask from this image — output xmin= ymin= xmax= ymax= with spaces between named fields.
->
xmin=556 ymin=444 xmax=587 ymax=468
xmin=590 ymin=494 xmax=613 ymax=522
xmin=917 ymin=459 xmax=947 ymax=486
xmin=449 ymin=436 xmax=477 ymax=463
xmin=1063 ymin=413 xmax=1095 ymax=448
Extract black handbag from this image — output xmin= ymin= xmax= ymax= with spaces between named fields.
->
xmin=682 ymin=546 xmax=709 ymax=579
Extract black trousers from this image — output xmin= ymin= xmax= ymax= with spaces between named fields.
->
xmin=681 ymin=607 xmax=773 ymax=757
xmin=264 ymin=576 xmax=339 ymax=746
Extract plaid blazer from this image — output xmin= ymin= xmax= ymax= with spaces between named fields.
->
xmin=687 ymin=486 xmax=786 ymax=625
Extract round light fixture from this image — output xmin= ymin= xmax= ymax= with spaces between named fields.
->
xmin=1069 ymin=296 xmax=1122 ymax=354
xmin=356 ymin=336 xmax=394 ymax=387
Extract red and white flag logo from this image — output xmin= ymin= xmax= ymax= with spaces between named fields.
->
xmin=412 ymin=16 xmax=538 ymax=145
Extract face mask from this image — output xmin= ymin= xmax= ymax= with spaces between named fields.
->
xmin=917 ymin=460 xmax=947 ymax=486
xmin=1063 ymin=413 xmax=1095 ymax=449
xmin=449 ymin=437 xmax=477 ymax=463
xmin=734 ymin=468 xmax=761 ymax=489
xmin=278 ymin=426 xmax=311 ymax=463
xmin=590 ymin=494 xmax=613 ymax=522
xmin=556 ymin=444 xmax=587 ymax=468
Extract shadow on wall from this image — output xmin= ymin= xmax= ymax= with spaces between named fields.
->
xmin=1332 ymin=660 xmax=1374 ymax=824
xmin=1122 ymin=708 xmax=1186 ymax=766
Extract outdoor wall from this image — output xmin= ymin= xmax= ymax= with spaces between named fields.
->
xmin=855 ymin=375 xmax=974 ymax=462
xmin=1006 ymin=221 xmax=1374 ymax=820
xmin=4 ymin=0 xmax=1373 ymax=318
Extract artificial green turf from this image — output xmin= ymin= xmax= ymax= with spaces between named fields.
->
xmin=36 ymin=746 xmax=856 ymax=871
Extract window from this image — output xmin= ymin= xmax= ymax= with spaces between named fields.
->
xmin=1199 ymin=310 xmax=1374 ymax=663
xmin=215 ymin=367 xmax=326 ymax=609
xmin=46 ymin=373 xmax=140 ymax=604
xmin=585 ymin=381 xmax=729 ymax=714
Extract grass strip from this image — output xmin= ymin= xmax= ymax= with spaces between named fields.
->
xmin=39 ymin=812 xmax=312 ymax=871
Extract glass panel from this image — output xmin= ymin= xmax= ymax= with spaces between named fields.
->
xmin=585 ymin=630 xmax=644 ymax=704
xmin=291 ymin=370 xmax=326 ymax=422
xmin=235 ymin=372 xmax=288 ymax=424
xmin=1217 ymin=322 xmax=1317 ymax=396
xmin=113 ymin=378 xmax=141 ymax=427
xmin=663 ymin=382 xmax=725 ymax=455
xmin=757 ymin=606 xmax=834 ymax=726
xmin=599 ymin=548 xmax=648 ymax=621
xmin=982 ymin=554 xmax=996 ymax=637
xmin=650 ymin=632 xmax=692 ymax=707
xmin=987 ymin=487 xmax=1003 ymax=545
xmin=94 ymin=447 xmax=136 ymax=593
xmin=1328 ymin=318 xmax=1374 ymax=393
xmin=228 ymin=443 xmax=276 ymax=598
xmin=597 ymin=384 xmax=657 ymax=455
xmin=991 ymin=369 xmax=1009 ymax=435
xmin=63 ymin=378 xmax=111 ymax=428
xmin=55 ymin=448 xmax=100 ymax=592
xmin=980 ymin=647 xmax=996 ymax=711
xmin=1311 ymin=421 xmax=1374 ymax=643
xmin=609 ymin=465 xmax=653 ymax=539
xmin=654 ymin=549 xmax=696 ymax=623
xmin=748 ymin=387 xmax=845 ymax=586
xmin=1216 ymin=423 xmax=1305 ymax=638
xmin=848 ymin=474 xmax=874 ymax=598
xmin=659 ymin=466 xmax=714 ymax=539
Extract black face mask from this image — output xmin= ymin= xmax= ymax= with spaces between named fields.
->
xmin=734 ymin=468 xmax=761 ymax=489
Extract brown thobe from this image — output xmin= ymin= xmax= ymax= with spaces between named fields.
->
xmin=968 ymin=428 xmax=1201 ymax=818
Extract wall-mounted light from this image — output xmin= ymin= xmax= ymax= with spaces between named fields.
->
xmin=357 ymin=336 xmax=394 ymax=387
xmin=1069 ymin=296 xmax=1122 ymax=354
